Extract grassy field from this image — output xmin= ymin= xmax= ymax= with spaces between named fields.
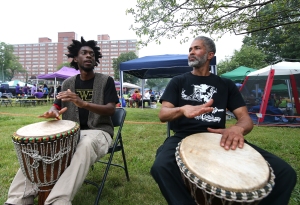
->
xmin=0 ymin=104 xmax=299 ymax=205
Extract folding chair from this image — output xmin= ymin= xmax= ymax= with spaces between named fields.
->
xmin=84 ymin=107 xmax=129 ymax=205
xmin=0 ymin=95 xmax=13 ymax=107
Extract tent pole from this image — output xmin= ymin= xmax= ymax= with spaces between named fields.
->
xmin=289 ymin=75 xmax=300 ymax=114
xmin=54 ymin=77 xmax=57 ymax=99
xmin=120 ymin=70 xmax=124 ymax=108
xmin=258 ymin=69 xmax=275 ymax=123
xmin=141 ymin=79 xmax=145 ymax=109
xmin=239 ymin=76 xmax=249 ymax=92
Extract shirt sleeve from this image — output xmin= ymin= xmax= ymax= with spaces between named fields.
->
xmin=104 ymin=76 xmax=119 ymax=104
xmin=159 ymin=77 xmax=180 ymax=106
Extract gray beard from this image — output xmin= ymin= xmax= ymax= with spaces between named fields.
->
xmin=188 ymin=53 xmax=207 ymax=68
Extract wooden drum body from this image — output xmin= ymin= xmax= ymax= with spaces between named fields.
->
xmin=175 ymin=133 xmax=275 ymax=205
xmin=12 ymin=120 xmax=80 ymax=205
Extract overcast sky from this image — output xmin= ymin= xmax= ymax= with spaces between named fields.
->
xmin=0 ymin=0 xmax=245 ymax=63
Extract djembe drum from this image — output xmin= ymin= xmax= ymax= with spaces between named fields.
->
xmin=175 ymin=133 xmax=275 ymax=205
xmin=12 ymin=120 xmax=80 ymax=205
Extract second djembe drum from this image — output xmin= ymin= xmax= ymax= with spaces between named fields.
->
xmin=175 ymin=133 xmax=275 ymax=205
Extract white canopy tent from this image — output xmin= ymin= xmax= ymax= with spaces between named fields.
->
xmin=242 ymin=61 xmax=300 ymax=123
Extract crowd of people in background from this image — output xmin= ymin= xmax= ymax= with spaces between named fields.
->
xmin=0 ymin=83 xmax=60 ymax=100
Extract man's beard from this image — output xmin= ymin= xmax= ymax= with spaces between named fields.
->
xmin=188 ymin=53 xmax=208 ymax=68
xmin=81 ymin=66 xmax=94 ymax=72
xmin=79 ymin=64 xmax=94 ymax=72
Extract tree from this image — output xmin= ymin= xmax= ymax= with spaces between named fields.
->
xmin=218 ymin=45 xmax=267 ymax=75
xmin=243 ymin=24 xmax=300 ymax=64
xmin=242 ymin=2 xmax=300 ymax=64
xmin=113 ymin=51 xmax=139 ymax=84
xmin=0 ymin=42 xmax=24 ymax=82
xmin=127 ymin=0 xmax=300 ymax=46
xmin=57 ymin=62 xmax=71 ymax=70
xmin=146 ymin=78 xmax=170 ymax=91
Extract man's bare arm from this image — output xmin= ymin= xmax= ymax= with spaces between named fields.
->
xmin=159 ymin=99 xmax=214 ymax=122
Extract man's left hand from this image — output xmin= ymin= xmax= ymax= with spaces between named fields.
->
xmin=207 ymin=126 xmax=245 ymax=150
xmin=56 ymin=89 xmax=87 ymax=108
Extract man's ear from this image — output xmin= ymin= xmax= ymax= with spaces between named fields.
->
xmin=207 ymin=52 xmax=215 ymax=60
xmin=74 ymin=56 xmax=78 ymax=63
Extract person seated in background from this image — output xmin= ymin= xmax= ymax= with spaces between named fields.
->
xmin=275 ymin=95 xmax=282 ymax=108
xmin=248 ymin=94 xmax=256 ymax=106
xmin=15 ymin=84 xmax=22 ymax=96
xmin=141 ymin=90 xmax=151 ymax=107
xmin=129 ymin=89 xmax=141 ymax=108
xmin=56 ymin=85 xmax=62 ymax=94
xmin=22 ymin=84 xmax=29 ymax=95
xmin=43 ymin=84 xmax=49 ymax=98
xmin=31 ymin=84 xmax=37 ymax=96
xmin=149 ymin=89 xmax=155 ymax=102
xmin=33 ymin=91 xmax=44 ymax=98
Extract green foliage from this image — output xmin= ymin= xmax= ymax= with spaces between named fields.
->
xmin=146 ymin=78 xmax=170 ymax=91
xmin=127 ymin=0 xmax=300 ymax=46
xmin=218 ymin=45 xmax=267 ymax=75
xmin=243 ymin=24 xmax=300 ymax=64
xmin=112 ymin=52 xmax=139 ymax=84
xmin=57 ymin=62 xmax=71 ymax=70
xmin=0 ymin=42 xmax=24 ymax=82
xmin=242 ymin=2 xmax=300 ymax=63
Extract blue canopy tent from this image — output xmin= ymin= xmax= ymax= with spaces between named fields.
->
xmin=119 ymin=54 xmax=217 ymax=107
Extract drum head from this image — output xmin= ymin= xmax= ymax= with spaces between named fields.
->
xmin=179 ymin=133 xmax=270 ymax=192
xmin=15 ymin=120 xmax=77 ymax=138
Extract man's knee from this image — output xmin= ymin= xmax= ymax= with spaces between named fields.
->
xmin=151 ymin=158 xmax=167 ymax=177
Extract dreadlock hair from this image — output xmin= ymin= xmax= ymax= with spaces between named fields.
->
xmin=66 ymin=36 xmax=102 ymax=70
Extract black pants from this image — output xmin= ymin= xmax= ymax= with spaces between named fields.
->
xmin=150 ymin=136 xmax=297 ymax=205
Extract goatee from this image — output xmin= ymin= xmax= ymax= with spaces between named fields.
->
xmin=188 ymin=53 xmax=208 ymax=68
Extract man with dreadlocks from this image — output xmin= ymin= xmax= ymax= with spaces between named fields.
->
xmin=5 ymin=37 xmax=119 ymax=205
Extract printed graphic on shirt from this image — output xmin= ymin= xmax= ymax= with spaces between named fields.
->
xmin=76 ymin=89 xmax=93 ymax=102
xmin=181 ymin=84 xmax=224 ymax=122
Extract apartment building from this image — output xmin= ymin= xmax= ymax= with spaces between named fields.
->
xmin=12 ymin=32 xmax=138 ymax=81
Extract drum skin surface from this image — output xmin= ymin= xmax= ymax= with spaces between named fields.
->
xmin=179 ymin=133 xmax=270 ymax=192
xmin=16 ymin=120 xmax=77 ymax=138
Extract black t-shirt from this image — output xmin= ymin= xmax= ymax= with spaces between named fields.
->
xmin=54 ymin=74 xmax=119 ymax=129
xmin=160 ymin=72 xmax=245 ymax=136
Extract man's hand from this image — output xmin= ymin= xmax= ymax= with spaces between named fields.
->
xmin=207 ymin=125 xmax=245 ymax=150
xmin=181 ymin=99 xmax=214 ymax=118
xmin=56 ymin=89 xmax=87 ymax=108
xmin=39 ymin=107 xmax=67 ymax=120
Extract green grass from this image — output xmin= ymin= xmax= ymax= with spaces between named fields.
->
xmin=0 ymin=104 xmax=299 ymax=205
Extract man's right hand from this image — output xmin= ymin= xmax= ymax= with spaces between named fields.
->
xmin=181 ymin=99 xmax=214 ymax=118
xmin=39 ymin=107 xmax=67 ymax=120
